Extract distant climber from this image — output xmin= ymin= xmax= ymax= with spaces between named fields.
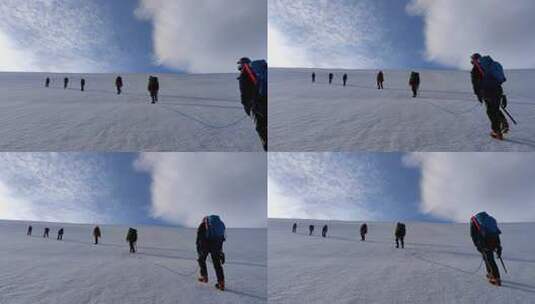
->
xmin=237 ymin=57 xmax=268 ymax=151
xmin=342 ymin=74 xmax=348 ymax=87
xmin=147 ymin=76 xmax=159 ymax=104
xmin=126 ymin=228 xmax=137 ymax=253
xmin=292 ymin=223 xmax=297 ymax=233
xmin=63 ymin=77 xmax=69 ymax=89
xmin=328 ymin=73 xmax=333 ymax=84
xmin=409 ymin=72 xmax=420 ymax=97
xmin=470 ymin=212 xmax=503 ymax=286
xmin=27 ymin=225 xmax=32 ymax=236
xmin=312 ymin=72 xmax=316 ymax=83
xmin=377 ymin=71 xmax=384 ymax=89
xmin=321 ymin=225 xmax=328 ymax=237
xmin=93 ymin=226 xmax=101 ymax=245
xmin=45 ymin=77 xmax=50 ymax=88
xmin=80 ymin=78 xmax=85 ymax=92
xmin=470 ymin=53 xmax=509 ymax=140
xmin=309 ymin=225 xmax=314 ymax=236
xmin=57 ymin=228 xmax=64 ymax=240
xmin=43 ymin=227 xmax=50 ymax=238
xmin=394 ymin=222 xmax=406 ymax=248
xmin=360 ymin=223 xmax=368 ymax=241
xmin=115 ymin=76 xmax=123 ymax=95
xmin=197 ymin=215 xmax=226 ymax=291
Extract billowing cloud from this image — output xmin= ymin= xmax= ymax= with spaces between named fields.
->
xmin=134 ymin=153 xmax=266 ymax=228
xmin=135 ymin=0 xmax=267 ymax=73
xmin=407 ymin=0 xmax=535 ymax=69
xmin=268 ymin=153 xmax=380 ymax=221
xmin=0 ymin=153 xmax=114 ymax=223
xmin=404 ymin=153 xmax=535 ymax=222
xmin=268 ymin=0 xmax=388 ymax=68
xmin=0 ymin=0 xmax=122 ymax=72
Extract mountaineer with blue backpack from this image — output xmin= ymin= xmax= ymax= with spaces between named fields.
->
xmin=197 ymin=215 xmax=226 ymax=291
xmin=471 ymin=53 xmax=509 ymax=140
xmin=237 ymin=57 xmax=268 ymax=151
xmin=470 ymin=212 xmax=503 ymax=286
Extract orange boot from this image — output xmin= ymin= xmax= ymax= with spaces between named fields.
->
xmin=215 ymin=281 xmax=225 ymax=291
xmin=198 ymin=276 xmax=208 ymax=283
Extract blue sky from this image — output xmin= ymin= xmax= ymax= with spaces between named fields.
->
xmin=0 ymin=0 xmax=266 ymax=73
xmin=0 ymin=153 xmax=266 ymax=228
xmin=269 ymin=0 xmax=535 ymax=70
xmin=269 ymin=153 xmax=535 ymax=223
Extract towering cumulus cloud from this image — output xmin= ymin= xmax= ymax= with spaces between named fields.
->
xmin=407 ymin=0 xmax=535 ymax=69
xmin=135 ymin=0 xmax=267 ymax=73
xmin=404 ymin=153 xmax=535 ymax=222
xmin=135 ymin=153 xmax=267 ymax=228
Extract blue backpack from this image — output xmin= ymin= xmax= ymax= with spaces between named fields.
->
xmin=473 ymin=212 xmax=501 ymax=238
xmin=250 ymin=60 xmax=267 ymax=98
xmin=206 ymin=215 xmax=225 ymax=240
xmin=479 ymin=56 xmax=506 ymax=84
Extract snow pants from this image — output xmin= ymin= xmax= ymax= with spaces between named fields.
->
xmin=43 ymin=231 xmax=49 ymax=238
xmin=361 ymin=232 xmax=366 ymax=241
xmin=253 ymin=110 xmax=267 ymax=152
xmin=411 ymin=84 xmax=419 ymax=97
xmin=129 ymin=241 xmax=136 ymax=253
xmin=343 ymin=79 xmax=347 ymax=86
xmin=292 ymin=226 xmax=296 ymax=233
xmin=57 ymin=234 xmax=63 ymax=240
xmin=395 ymin=236 xmax=404 ymax=248
xmin=309 ymin=228 xmax=314 ymax=236
xmin=94 ymin=236 xmax=99 ymax=244
xmin=482 ymin=250 xmax=500 ymax=279
xmin=377 ymin=81 xmax=383 ymax=89
xmin=198 ymin=241 xmax=225 ymax=283
xmin=150 ymin=91 xmax=158 ymax=103
xmin=117 ymin=86 xmax=122 ymax=95
xmin=484 ymin=93 xmax=508 ymax=134
xmin=322 ymin=230 xmax=327 ymax=237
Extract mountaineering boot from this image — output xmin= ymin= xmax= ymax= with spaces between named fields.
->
xmin=490 ymin=131 xmax=503 ymax=140
xmin=489 ymin=276 xmax=501 ymax=286
xmin=501 ymin=123 xmax=509 ymax=134
xmin=215 ymin=281 xmax=225 ymax=291
xmin=198 ymin=276 xmax=208 ymax=283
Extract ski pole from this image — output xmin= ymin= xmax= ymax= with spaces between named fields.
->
xmin=498 ymin=256 xmax=508 ymax=274
xmin=502 ymin=108 xmax=517 ymax=125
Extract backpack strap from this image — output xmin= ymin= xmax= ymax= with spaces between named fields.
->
xmin=471 ymin=216 xmax=481 ymax=232
xmin=243 ymin=63 xmax=257 ymax=85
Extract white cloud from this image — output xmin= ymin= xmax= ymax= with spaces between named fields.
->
xmin=135 ymin=0 xmax=267 ymax=73
xmin=268 ymin=0 xmax=386 ymax=68
xmin=404 ymin=153 xmax=535 ymax=222
xmin=0 ymin=153 xmax=113 ymax=223
xmin=268 ymin=153 xmax=379 ymax=221
xmin=0 ymin=0 xmax=121 ymax=72
xmin=407 ymin=0 xmax=535 ymax=69
xmin=134 ymin=153 xmax=267 ymax=228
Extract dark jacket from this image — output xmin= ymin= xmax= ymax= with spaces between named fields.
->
xmin=238 ymin=64 xmax=257 ymax=116
xmin=409 ymin=73 xmax=420 ymax=86
xmin=394 ymin=223 xmax=406 ymax=237
xmin=377 ymin=72 xmax=384 ymax=82
xmin=126 ymin=228 xmax=137 ymax=242
xmin=93 ymin=226 xmax=101 ymax=238
xmin=58 ymin=228 xmax=64 ymax=235
xmin=471 ymin=66 xmax=482 ymax=96
xmin=196 ymin=221 xmax=224 ymax=254
xmin=148 ymin=77 xmax=159 ymax=92
xmin=116 ymin=77 xmax=123 ymax=87
xmin=360 ymin=224 xmax=368 ymax=234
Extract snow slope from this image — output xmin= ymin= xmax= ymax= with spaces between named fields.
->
xmin=0 ymin=220 xmax=266 ymax=304
xmin=269 ymin=68 xmax=535 ymax=151
xmin=0 ymin=72 xmax=262 ymax=151
xmin=269 ymin=219 xmax=535 ymax=304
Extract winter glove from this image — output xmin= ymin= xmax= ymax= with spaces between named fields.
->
xmin=220 ymin=251 xmax=225 ymax=265
xmin=496 ymin=247 xmax=502 ymax=258
xmin=501 ymin=95 xmax=508 ymax=109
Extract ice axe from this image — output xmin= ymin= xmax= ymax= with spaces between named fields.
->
xmin=501 ymin=95 xmax=517 ymax=125
xmin=498 ymin=255 xmax=508 ymax=274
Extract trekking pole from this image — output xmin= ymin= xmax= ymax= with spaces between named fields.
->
xmin=501 ymin=108 xmax=517 ymax=125
xmin=498 ymin=256 xmax=508 ymax=274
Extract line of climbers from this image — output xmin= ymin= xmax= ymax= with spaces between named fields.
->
xmin=25 ymin=215 xmax=228 ymax=291
xmin=309 ymin=53 xmax=512 ymax=140
xmin=291 ymin=211 xmax=504 ymax=286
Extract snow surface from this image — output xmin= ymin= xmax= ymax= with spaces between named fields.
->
xmin=269 ymin=219 xmax=535 ymax=304
xmin=0 ymin=220 xmax=266 ymax=304
xmin=0 ymin=72 xmax=263 ymax=151
xmin=269 ymin=68 xmax=535 ymax=151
